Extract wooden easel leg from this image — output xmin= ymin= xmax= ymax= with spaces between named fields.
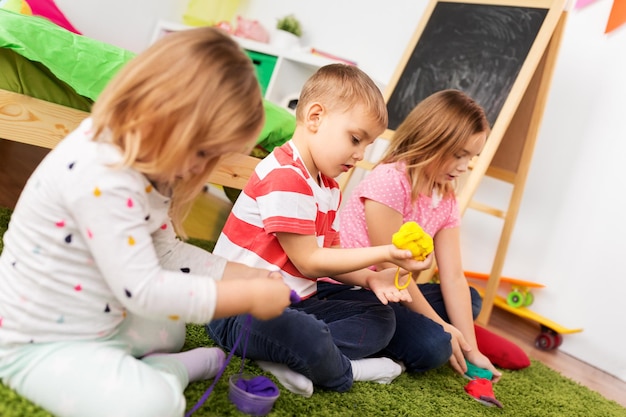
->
xmin=476 ymin=12 xmax=568 ymax=326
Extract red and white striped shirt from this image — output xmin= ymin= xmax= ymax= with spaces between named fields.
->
xmin=214 ymin=141 xmax=341 ymax=299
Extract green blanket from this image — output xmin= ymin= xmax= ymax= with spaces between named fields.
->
xmin=0 ymin=48 xmax=93 ymax=111
xmin=0 ymin=8 xmax=295 ymax=151
xmin=0 ymin=9 xmax=133 ymax=101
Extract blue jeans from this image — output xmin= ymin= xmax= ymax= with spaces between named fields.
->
xmin=315 ymin=282 xmax=483 ymax=373
xmin=206 ymin=296 xmax=396 ymax=392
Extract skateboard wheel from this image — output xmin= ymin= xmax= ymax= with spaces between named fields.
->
xmin=524 ymin=292 xmax=534 ymax=307
xmin=553 ymin=333 xmax=563 ymax=348
xmin=506 ymin=290 xmax=525 ymax=308
xmin=535 ymin=331 xmax=561 ymax=350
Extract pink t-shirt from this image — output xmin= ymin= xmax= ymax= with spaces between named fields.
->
xmin=340 ymin=162 xmax=460 ymax=249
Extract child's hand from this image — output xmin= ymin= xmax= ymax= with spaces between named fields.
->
xmin=247 ymin=273 xmax=292 ymax=320
xmin=388 ymin=221 xmax=435 ymax=272
xmin=237 ymin=266 xmax=283 ymax=282
xmin=388 ymin=245 xmax=434 ymax=273
xmin=465 ymin=350 xmax=502 ymax=383
xmin=215 ymin=267 xmax=292 ymax=320
xmin=366 ymin=268 xmax=413 ymax=304
xmin=441 ymin=323 xmax=472 ymax=376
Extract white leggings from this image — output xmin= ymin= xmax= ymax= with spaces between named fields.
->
xmin=0 ymin=314 xmax=189 ymax=417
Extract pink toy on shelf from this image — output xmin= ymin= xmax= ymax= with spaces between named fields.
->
xmin=234 ymin=16 xmax=269 ymax=43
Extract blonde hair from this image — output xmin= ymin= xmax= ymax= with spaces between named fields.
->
xmin=295 ymin=64 xmax=387 ymax=130
xmin=91 ymin=27 xmax=264 ymax=235
xmin=380 ymin=89 xmax=489 ymax=201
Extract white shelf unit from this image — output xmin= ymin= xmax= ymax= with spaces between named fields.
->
xmin=151 ymin=20 xmax=344 ymax=109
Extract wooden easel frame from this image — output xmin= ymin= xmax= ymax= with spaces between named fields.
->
xmin=378 ymin=0 xmax=568 ymax=325
xmin=470 ymin=11 xmax=568 ymax=325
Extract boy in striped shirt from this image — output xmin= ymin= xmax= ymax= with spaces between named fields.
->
xmin=208 ymin=64 xmax=431 ymax=397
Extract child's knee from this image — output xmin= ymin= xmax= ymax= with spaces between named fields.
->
xmin=404 ymin=331 xmax=452 ymax=372
xmin=123 ymin=378 xmax=186 ymax=417
xmin=360 ymin=304 xmax=397 ymax=348
xmin=469 ymin=287 xmax=483 ymax=319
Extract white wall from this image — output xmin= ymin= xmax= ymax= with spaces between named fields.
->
xmin=462 ymin=0 xmax=626 ymax=381
xmin=54 ymin=0 xmax=625 ymax=381
xmin=55 ymin=0 xmax=187 ymax=53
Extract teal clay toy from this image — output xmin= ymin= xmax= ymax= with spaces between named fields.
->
xmin=464 ymin=359 xmax=493 ymax=380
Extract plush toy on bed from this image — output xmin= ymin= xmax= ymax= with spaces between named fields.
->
xmin=1 ymin=0 xmax=82 ymax=34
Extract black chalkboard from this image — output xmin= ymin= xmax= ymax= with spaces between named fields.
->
xmin=386 ymin=2 xmax=548 ymax=130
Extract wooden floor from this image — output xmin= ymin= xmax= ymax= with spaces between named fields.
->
xmin=1 ymin=138 xmax=625 ymax=408
xmin=487 ymin=307 xmax=626 ymax=407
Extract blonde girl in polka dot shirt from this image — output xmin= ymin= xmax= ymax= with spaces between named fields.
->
xmin=321 ymin=89 xmax=502 ymax=381
xmin=0 ymin=28 xmax=292 ymax=417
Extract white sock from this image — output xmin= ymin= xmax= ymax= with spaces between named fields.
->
xmin=152 ymin=347 xmax=226 ymax=383
xmin=350 ymin=357 xmax=403 ymax=384
xmin=257 ymin=360 xmax=314 ymax=398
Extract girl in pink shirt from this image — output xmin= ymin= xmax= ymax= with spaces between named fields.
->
xmin=321 ymin=89 xmax=502 ymax=381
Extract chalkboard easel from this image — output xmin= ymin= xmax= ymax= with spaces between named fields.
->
xmin=382 ymin=0 xmax=568 ymax=326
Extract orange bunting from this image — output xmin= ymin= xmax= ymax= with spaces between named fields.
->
xmin=606 ymin=0 xmax=626 ymax=33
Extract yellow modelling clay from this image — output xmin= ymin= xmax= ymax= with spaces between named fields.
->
xmin=392 ymin=222 xmax=434 ymax=289
xmin=392 ymin=221 xmax=434 ymax=261
xmin=394 ymin=268 xmax=411 ymax=290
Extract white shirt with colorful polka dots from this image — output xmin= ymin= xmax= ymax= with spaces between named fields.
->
xmin=0 ymin=118 xmax=227 ymax=345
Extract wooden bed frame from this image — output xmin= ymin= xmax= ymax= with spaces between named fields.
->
xmin=0 ymin=88 xmax=260 ymax=190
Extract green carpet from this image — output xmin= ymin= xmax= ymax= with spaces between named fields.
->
xmin=1 ymin=207 xmax=624 ymax=417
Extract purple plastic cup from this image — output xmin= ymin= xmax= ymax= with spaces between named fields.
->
xmin=228 ymin=374 xmax=279 ymax=416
